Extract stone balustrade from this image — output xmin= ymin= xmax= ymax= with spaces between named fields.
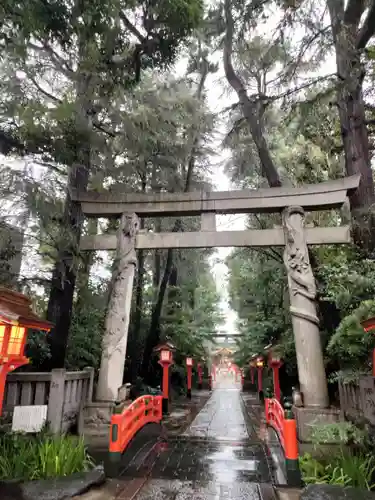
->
xmin=1 ymin=367 xmax=94 ymax=433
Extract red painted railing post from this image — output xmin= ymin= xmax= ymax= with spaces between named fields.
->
xmin=264 ymin=398 xmax=301 ymax=487
xmin=283 ymin=402 xmax=301 ymax=486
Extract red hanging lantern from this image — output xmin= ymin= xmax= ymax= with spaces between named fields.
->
xmin=154 ymin=341 xmax=176 ymax=415
xmin=0 ymin=288 xmax=53 ymax=415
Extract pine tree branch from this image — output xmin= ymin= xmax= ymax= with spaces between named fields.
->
xmin=119 ymin=11 xmax=146 ymax=42
xmin=28 ymin=76 xmax=62 ymax=104
xmin=27 ymin=41 xmax=74 ymax=78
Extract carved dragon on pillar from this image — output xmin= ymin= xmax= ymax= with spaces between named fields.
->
xmin=282 ymin=206 xmax=319 ymax=326
xmin=117 ymin=212 xmax=138 ymax=268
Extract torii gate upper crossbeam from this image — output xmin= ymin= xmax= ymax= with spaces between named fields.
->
xmin=71 ymin=175 xmax=360 ymax=217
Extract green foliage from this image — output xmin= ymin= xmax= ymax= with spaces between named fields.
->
xmin=0 ymin=221 xmax=18 ymax=287
xmin=317 ymin=251 xmax=375 ymax=314
xmin=226 ymin=241 xmax=289 ymax=368
xmin=162 ymin=263 xmax=223 ymax=358
xmin=25 ymin=330 xmax=51 ymax=368
xmin=310 ymin=422 xmax=367 ymax=447
xmin=299 ymin=451 xmax=375 ymax=490
xmin=65 ymin=285 xmax=107 ymax=371
xmin=0 ymin=432 xmax=93 ymax=480
xmin=327 ymin=300 xmax=375 ymax=368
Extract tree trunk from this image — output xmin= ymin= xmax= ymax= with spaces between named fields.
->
xmin=128 ymin=245 xmax=145 ymax=381
xmin=44 ymin=59 xmax=93 ymax=369
xmin=327 ymin=0 xmax=375 ymax=247
xmin=223 ymin=0 xmax=281 ymax=188
xmin=75 ymin=218 xmax=98 ymax=311
xmin=127 ymin=174 xmax=146 ymax=382
xmin=45 ymin=164 xmax=90 ymax=368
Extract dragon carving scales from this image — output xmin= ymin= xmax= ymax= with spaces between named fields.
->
xmin=282 ymin=206 xmax=319 ymax=326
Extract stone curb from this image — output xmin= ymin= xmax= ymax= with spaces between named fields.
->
xmin=0 ymin=465 xmax=105 ymax=500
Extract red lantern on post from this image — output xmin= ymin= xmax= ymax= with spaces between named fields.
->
xmin=360 ymin=317 xmax=375 ymax=376
xmin=0 ymin=288 xmax=53 ymax=415
xmin=256 ymin=356 xmax=264 ymax=395
xmin=154 ymin=341 xmax=175 ymax=415
xmin=186 ymin=357 xmax=193 ymax=399
xmin=266 ymin=346 xmax=283 ymax=402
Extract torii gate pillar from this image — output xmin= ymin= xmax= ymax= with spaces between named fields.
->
xmin=283 ymin=206 xmax=329 ymax=408
xmin=96 ymin=212 xmax=139 ymax=403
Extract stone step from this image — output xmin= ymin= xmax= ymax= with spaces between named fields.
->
xmin=83 ymin=421 xmax=110 ymax=430
xmin=83 ymin=428 xmax=109 ymax=438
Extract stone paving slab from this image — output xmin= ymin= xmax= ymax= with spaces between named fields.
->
xmin=118 ymin=377 xmax=274 ymax=499
xmin=134 ymin=479 xmax=263 ymax=500
xmin=120 ymin=439 xmax=270 ymax=483
xmin=183 ymin=386 xmax=249 ymax=440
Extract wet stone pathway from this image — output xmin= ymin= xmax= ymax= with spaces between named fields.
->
xmin=118 ymin=376 xmax=274 ymax=500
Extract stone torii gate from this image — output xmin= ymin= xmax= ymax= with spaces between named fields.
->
xmin=72 ymin=175 xmax=360 ymax=414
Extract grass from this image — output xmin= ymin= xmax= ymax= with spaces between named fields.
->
xmin=300 ymin=450 xmax=375 ymax=490
xmin=0 ymin=431 xmax=94 ymax=481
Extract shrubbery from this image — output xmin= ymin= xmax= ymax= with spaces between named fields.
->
xmin=0 ymin=432 xmax=93 ymax=481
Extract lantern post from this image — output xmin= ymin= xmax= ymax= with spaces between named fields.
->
xmin=265 ymin=345 xmax=283 ymax=402
xmin=186 ymin=357 xmax=193 ymax=399
xmin=0 ymin=288 xmax=52 ymax=415
xmin=256 ymin=356 xmax=264 ymax=398
xmin=154 ymin=342 xmax=175 ymax=415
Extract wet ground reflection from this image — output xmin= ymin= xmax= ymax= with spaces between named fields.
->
xmin=119 ymin=375 xmax=274 ymax=498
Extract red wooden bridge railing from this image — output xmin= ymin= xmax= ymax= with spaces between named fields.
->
xmin=265 ymin=397 xmax=301 ymax=486
xmin=109 ymin=395 xmax=163 ymax=462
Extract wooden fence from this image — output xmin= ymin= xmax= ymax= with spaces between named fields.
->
xmin=338 ymin=376 xmax=375 ymax=425
xmin=2 ymin=367 xmax=94 ymax=433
